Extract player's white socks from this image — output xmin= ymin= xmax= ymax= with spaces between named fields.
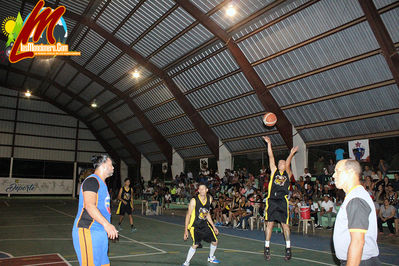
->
xmin=286 ymin=241 xmax=291 ymax=248
xmin=265 ymin=241 xmax=270 ymax=247
xmin=209 ymin=244 xmax=217 ymax=258
xmin=185 ymin=247 xmax=196 ymax=263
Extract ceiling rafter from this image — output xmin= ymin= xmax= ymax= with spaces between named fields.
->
xmin=176 ymin=0 xmax=293 ymax=148
xmin=358 ymin=0 xmax=399 ymax=88
xmin=1 ymin=63 xmax=141 ymax=163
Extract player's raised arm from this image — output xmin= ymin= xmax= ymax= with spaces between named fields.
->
xmin=263 ymin=136 xmax=276 ymax=172
xmin=285 ymin=146 xmax=298 ymax=177
xmin=184 ymin=198 xmax=196 ymax=240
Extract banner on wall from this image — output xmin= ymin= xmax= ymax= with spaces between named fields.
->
xmin=348 ymin=139 xmax=370 ymax=162
xmin=0 ymin=178 xmax=73 ymax=194
xmin=200 ymin=158 xmax=208 ymax=171
xmin=162 ymin=162 xmax=168 ymax=174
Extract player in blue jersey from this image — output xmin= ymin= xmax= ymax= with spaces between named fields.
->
xmin=72 ymin=154 xmax=118 ymax=266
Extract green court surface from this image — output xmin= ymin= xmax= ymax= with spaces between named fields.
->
xmin=0 ymin=199 xmax=392 ymax=265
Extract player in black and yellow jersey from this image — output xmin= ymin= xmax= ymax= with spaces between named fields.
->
xmin=116 ymin=178 xmax=136 ymax=232
xmin=182 ymin=183 xmax=220 ymax=265
xmin=263 ymin=136 xmax=298 ymax=261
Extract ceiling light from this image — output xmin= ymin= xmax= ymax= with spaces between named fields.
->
xmin=226 ymin=5 xmax=236 ymax=17
xmin=25 ymin=90 xmax=31 ymax=97
xmin=132 ymin=71 xmax=140 ymax=78
xmin=91 ymin=100 xmax=97 ymax=108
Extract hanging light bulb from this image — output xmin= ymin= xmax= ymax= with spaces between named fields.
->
xmin=25 ymin=90 xmax=32 ymax=97
xmin=226 ymin=5 xmax=236 ymax=17
xmin=132 ymin=70 xmax=140 ymax=78
xmin=91 ymin=100 xmax=98 ymax=108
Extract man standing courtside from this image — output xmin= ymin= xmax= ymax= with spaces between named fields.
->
xmin=333 ymin=159 xmax=381 ymax=266
xmin=72 ymin=155 xmax=118 ymax=266
xmin=263 ymin=136 xmax=298 ymax=261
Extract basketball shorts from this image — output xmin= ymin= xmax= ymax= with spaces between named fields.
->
xmin=189 ymin=223 xmax=217 ymax=246
xmin=116 ymin=201 xmax=132 ymax=215
xmin=265 ymin=197 xmax=289 ymax=224
xmin=72 ymin=227 xmax=109 ymax=266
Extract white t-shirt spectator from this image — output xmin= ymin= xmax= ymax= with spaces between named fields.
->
xmin=187 ymin=171 xmax=193 ymax=180
xmin=310 ymin=202 xmax=319 ymax=212
xmin=321 ymin=200 xmax=335 ymax=213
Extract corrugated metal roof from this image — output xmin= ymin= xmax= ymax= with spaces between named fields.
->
xmin=108 ymin=138 xmax=124 ymax=150
xmin=30 ymin=59 xmax=52 ymax=77
xmin=118 ymin=118 xmax=143 ymax=135
xmin=96 ymin=0 xmax=141 ymax=33
xmin=44 ymin=86 xmax=59 ymax=99
xmin=72 ymin=30 xmax=106 ymax=65
xmin=155 ymin=116 xmax=194 ymax=136
xmin=71 ymin=26 xmax=89 ymax=49
xmin=150 ymin=23 xmax=214 ymax=68
xmin=137 ymin=142 xmax=160 ymax=154
xmin=300 ymin=113 xmax=399 ymax=142
xmin=114 ymin=0 xmax=174 ymax=46
xmin=212 ymin=116 xmax=270 ymax=140
xmin=91 ymin=117 xmax=107 ymax=129
xmin=68 ymin=101 xmax=83 ymax=112
xmin=127 ymin=130 xmax=152 ymax=144
xmin=373 ymin=0 xmax=397 ymax=9
xmin=210 ymin=0 xmax=276 ymax=30
xmin=69 ymin=73 xmax=92 ymax=94
xmin=190 ymin=0 xmax=223 ymax=14
xmin=146 ymin=153 xmax=167 ymax=162
xmin=271 ymin=55 xmax=393 ymax=106
xmin=224 ymin=134 xmax=284 ymax=152
xmin=78 ymin=106 xmax=93 ymax=118
xmin=133 ymin=7 xmax=196 ymax=58
xmin=199 ymin=94 xmax=264 ymax=125
xmin=95 ymin=90 xmax=115 ymax=106
xmin=7 ymin=72 xmax=25 ymax=89
xmin=167 ymin=40 xmax=224 ymax=76
xmin=167 ymin=132 xmax=205 ymax=148
xmin=25 ymin=78 xmax=42 ymax=92
xmin=130 ymin=78 xmax=163 ymax=97
xmin=238 ymin=0 xmax=363 ymax=63
xmin=381 ymin=7 xmax=399 ymax=42
xmin=86 ymin=42 xmax=122 ymax=75
xmin=117 ymin=149 xmax=131 ymax=159
xmin=100 ymin=128 xmax=115 ymax=140
xmin=56 ymin=93 xmax=73 ymax=106
xmin=0 ymin=0 xmax=21 ymax=26
xmin=178 ymin=146 xmax=213 ymax=158
xmin=55 ymin=63 xmax=78 ymax=86
xmin=103 ymin=100 xmax=124 ymax=113
xmin=114 ymin=74 xmax=138 ymax=92
xmin=79 ymin=82 xmax=104 ymax=101
xmin=254 ymin=21 xmax=380 ymax=86
xmin=100 ymin=54 xmax=137 ymax=84
xmin=59 ymin=0 xmax=89 ymax=15
xmin=186 ymin=72 xmax=253 ymax=109
xmin=11 ymin=59 xmax=32 ymax=72
xmin=91 ymin=0 xmax=108 ymax=19
xmin=108 ymin=104 xmax=135 ymax=122
xmin=172 ymin=49 xmax=239 ymax=92
xmin=284 ymin=84 xmax=399 ymax=127
xmin=134 ymin=83 xmax=173 ymax=110
xmin=145 ymin=100 xmax=185 ymax=123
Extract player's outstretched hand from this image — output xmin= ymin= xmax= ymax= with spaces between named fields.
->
xmin=183 ymin=229 xmax=189 ymax=241
xmin=290 ymin=146 xmax=298 ymax=154
xmin=262 ymin=136 xmax=271 ymax=144
xmin=104 ymin=223 xmax=118 ymax=240
xmin=214 ymin=227 xmax=219 ymax=235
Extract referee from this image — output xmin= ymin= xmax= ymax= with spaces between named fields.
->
xmin=333 ymin=159 xmax=381 ymax=266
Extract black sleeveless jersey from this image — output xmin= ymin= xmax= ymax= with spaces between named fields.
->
xmin=268 ymin=170 xmax=289 ymax=199
xmin=121 ymin=186 xmax=132 ymax=201
xmin=189 ymin=195 xmax=210 ymax=229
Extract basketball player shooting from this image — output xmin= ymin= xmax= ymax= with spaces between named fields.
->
xmin=262 ymin=136 xmax=298 ymax=261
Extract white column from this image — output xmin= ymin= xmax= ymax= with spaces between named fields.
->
xmin=291 ymin=127 xmax=307 ymax=181
xmin=140 ymin=155 xmax=151 ymax=182
xmin=218 ymin=140 xmax=232 ymax=176
xmin=120 ymin=160 xmax=128 ymax=184
xmin=172 ymin=149 xmax=184 ymax=178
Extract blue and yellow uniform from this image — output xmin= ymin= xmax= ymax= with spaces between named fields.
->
xmin=265 ymin=170 xmax=290 ymax=224
xmin=72 ymin=174 xmax=111 ymax=266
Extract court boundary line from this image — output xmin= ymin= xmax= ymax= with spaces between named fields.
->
xmin=0 ymin=251 xmax=13 ymax=258
xmin=133 ymin=215 xmax=397 ymax=266
xmin=0 ymin=253 xmax=63 ymax=260
xmin=45 ymin=205 xmax=167 ymax=255
xmin=140 ymin=241 xmax=336 ymax=266
xmin=0 ymin=223 xmax=71 ymax=228
xmin=57 ymin=253 xmax=72 ymax=266
xmin=0 ymin=238 xmax=72 ymax=241
xmin=67 ymin=251 xmax=165 ymax=263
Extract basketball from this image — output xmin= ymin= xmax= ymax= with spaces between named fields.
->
xmin=263 ymin=112 xmax=277 ymax=127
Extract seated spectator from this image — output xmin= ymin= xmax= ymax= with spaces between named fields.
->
xmin=327 ymin=159 xmax=335 ymax=176
xmin=392 ymin=173 xmax=399 ymax=192
xmin=236 ymin=199 xmax=253 ymax=229
xmin=363 ymin=165 xmax=372 ymax=178
xmin=318 ymin=194 xmax=336 ymax=229
xmin=375 ymin=184 xmax=385 ymax=205
xmin=377 ymin=199 xmax=396 ymax=236
xmin=307 ymin=198 xmax=320 ymax=228
xmin=164 ymin=190 xmax=171 ymax=209
xmin=213 ymin=197 xmax=224 ymax=226
xmin=170 ymin=186 xmax=177 ymax=202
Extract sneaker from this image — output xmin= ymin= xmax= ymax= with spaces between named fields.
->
xmin=207 ymin=256 xmax=220 ymax=264
xmin=234 ymin=222 xmax=241 ymax=228
xmin=264 ymin=247 xmax=271 ymax=260
xmin=182 ymin=261 xmax=189 ymax=266
xmin=284 ymin=248 xmax=292 ymax=261
xmin=131 ymin=226 xmax=137 ymax=232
